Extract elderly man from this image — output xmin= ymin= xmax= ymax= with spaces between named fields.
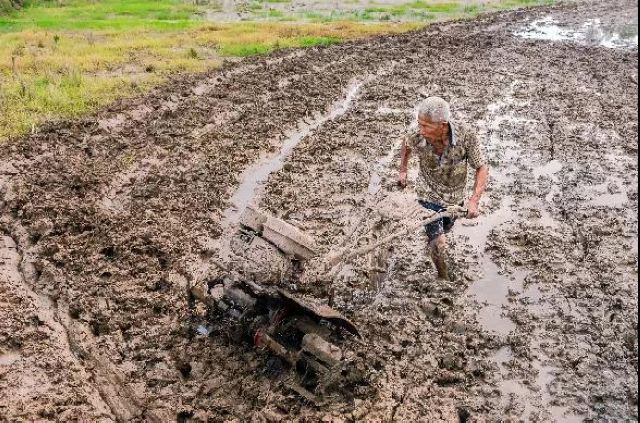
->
xmin=399 ymin=97 xmax=490 ymax=281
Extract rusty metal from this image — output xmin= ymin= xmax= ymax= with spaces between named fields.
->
xmin=197 ymin=277 xmax=359 ymax=402
xmin=193 ymin=202 xmax=469 ymax=404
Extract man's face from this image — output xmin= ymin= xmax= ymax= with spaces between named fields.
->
xmin=418 ymin=115 xmax=448 ymax=141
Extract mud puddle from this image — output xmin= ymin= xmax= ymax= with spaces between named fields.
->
xmin=462 ymin=84 xmax=527 ymax=337
xmin=209 ymin=77 xmax=369 ymax=276
xmin=0 ymin=351 xmax=21 ymax=366
xmin=463 ymin=78 xmax=603 ymax=418
xmin=518 ymin=15 xmax=639 ymax=49
xmin=460 ymin=198 xmax=519 ymax=336
xmin=222 ymin=79 xmax=366 ymax=227
xmin=492 ymin=345 xmax=585 ymax=422
xmin=587 ymin=176 xmax=629 ymax=207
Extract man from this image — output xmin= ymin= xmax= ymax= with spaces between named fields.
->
xmin=399 ymin=97 xmax=489 ymax=280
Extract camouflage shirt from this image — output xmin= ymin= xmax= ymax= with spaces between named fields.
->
xmin=407 ymin=122 xmax=487 ymax=206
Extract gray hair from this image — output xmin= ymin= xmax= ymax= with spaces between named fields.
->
xmin=417 ymin=97 xmax=451 ymax=123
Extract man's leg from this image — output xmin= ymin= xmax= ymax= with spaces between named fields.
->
xmin=421 ymin=201 xmax=449 ymax=280
xmin=429 ymin=233 xmax=450 ymax=281
xmin=420 ymin=201 xmax=456 ymax=281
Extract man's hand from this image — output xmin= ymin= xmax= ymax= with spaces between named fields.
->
xmin=467 ymin=165 xmax=489 ymax=219
xmin=466 ymin=197 xmax=481 ymax=219
xmin=398 ymin=172 xmax=408 ymax=189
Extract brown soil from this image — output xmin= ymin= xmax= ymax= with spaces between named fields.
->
xmin=0 ymin=1 xmax=637 ymax=421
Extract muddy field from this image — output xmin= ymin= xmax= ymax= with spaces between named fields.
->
xmin=0 ymin=0 xmax=638 ymax=421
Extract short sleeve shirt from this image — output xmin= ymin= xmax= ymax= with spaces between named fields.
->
xmin=407 ymin=122 xmax=487 ymax=206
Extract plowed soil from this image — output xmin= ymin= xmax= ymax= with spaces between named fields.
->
xmin=1 ymin=1 xmax=637 ymax=421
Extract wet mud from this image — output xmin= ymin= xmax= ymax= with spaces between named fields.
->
xmin=0 ymin=0 xmax=637 ymax=421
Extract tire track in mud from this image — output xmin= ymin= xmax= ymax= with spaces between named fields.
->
xmin=1 ymin=163 xmax=145 ymax=421
xmin=0 ymin=28 xmax=408 ymax=421
xmin=190 ymin=77 xmax=373 ymax=281
xmin=210 ymin=62 xmax=400 ymax=278
xmin=55 ymin=307 xmax=152 ymax=422
xmin=0 ymin=222 xmax=116 ymax=420
xmin=96 ymin=53 xmax=335 ymax=216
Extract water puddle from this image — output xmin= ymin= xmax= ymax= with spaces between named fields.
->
xmin=468 ymin=84 xmax=564 ymax=336
xmin=222 ymin=80 xmax=365 ymax=227
xmin=492 ymin=345 xmax=585 ymax=421
xmin=196 ymin=324 xmax=211 ymax=337
xmin=367 ymin=136 xmax=404 ymax=195
xmin=475 ymin=304 xmax=516 ymax=336
xmin=460 ymin=198 xmax=519 ymax=336
xmin=0 ymin=350 xmax=21 ymax=366
xmin=199 ymin=78 xmax=369 ymax=271
xmin=465 ymin=89 xmax=525 ymax=336
xmin=473 ymin=80 xmax=593 ymax=421
xmin=467 ymin=260 xmax=519 ymax=335
xmin=533 ymin=159 xmax=563 ymax=179
xmin=518 ymin=16 xmax=639 ymax=49
xmin=462 ymin=199 xmax=514 ymax=248
xmin=368 ymin=104 xmax=421 ymax=195
xmin=587 ymin=178 xmax=628 ymax=207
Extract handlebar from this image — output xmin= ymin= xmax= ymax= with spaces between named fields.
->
xmin=325 ymin=205 xmax=469 ymax=269
xmin=440 ymin=205 xmax=469 ymax=220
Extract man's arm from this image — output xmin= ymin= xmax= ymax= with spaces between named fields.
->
xmin=467 ymin=164 xmax=489 ymax=218
xmin=398 ymin=139 xmax=411 ymax=188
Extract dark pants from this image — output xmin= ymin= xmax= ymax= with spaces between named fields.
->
xmin=418 ymin=200 xmax=457 ymax=243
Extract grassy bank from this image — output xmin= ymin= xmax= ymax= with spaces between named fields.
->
xmin=0 ymin=0 xmax=554 ymax=140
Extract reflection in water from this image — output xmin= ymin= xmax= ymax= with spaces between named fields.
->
xmin=518 ymin=16 xmax=639 ymax=49
xmin=491 ymin=344 xmax=585 ymax=422
xmin=0 ymin=351 xmax=21 ymax=366
xmin=196 ymin=324 xmax=211 ymax=336
xmin=459 ymin=199 xmax=520 ymax=336
xmin=223 ymin=80 xmax=364 ymax=227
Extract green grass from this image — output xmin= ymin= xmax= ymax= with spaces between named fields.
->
xmin=0 ymin=0 xmax=201 ymax=31
xmin=363 ymin=0 xmax=556 ymax=20
xmin=407 ymin=1 xmax=460 ymax=13
xmin=219 ymin=36 xmax=338 ymax=56
xmin=0 ymin=0 xmax=556 ymax=141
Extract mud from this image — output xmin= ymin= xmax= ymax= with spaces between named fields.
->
xmin=1 ymin=0 xmax=638 ymax=421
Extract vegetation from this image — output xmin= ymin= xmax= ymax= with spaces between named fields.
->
xmin=0 ymin=0 xmax=23 ymax=14
xmin=0 ymin=0 xmax=555 ymax=140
